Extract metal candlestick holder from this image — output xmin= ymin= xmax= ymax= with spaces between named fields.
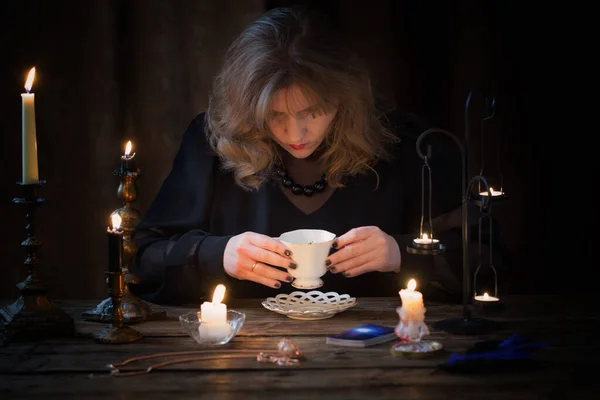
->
xmin=83 ymin=162 xmax=166 ymax=324
xmin=94 ymin=226 xmax=143 ymax=344
xmin=0 ymin=181 xmax=74 ymax=344
xmin=406 ymin=148 xmax=446 ymax=256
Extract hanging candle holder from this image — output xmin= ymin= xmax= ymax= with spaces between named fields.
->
xmin=406 ymin=145 xmax=446 ymax=256
xmin=471 ymin=94 xmax=508 ymax=207
xmin=472 ymin=181 xmax=503 ymax=312
xmin=413 ymin=90 xmax=502 ymax=335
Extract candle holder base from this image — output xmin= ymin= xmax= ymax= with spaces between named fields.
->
xmin=0 ymin=295 xmax=74 ymax=345
xmin=471 ymin=193 xmax=508 ymax=207
xmin=390 ymin=340 xmax=444 ymax=358
xmin=1 ymin=180 xmax=75 ymax=345
xmin=433 ymin=316 xmax=501 ymax=335
xmin=473 ymin=299 xmax=504 ymax=313
xmin=94 ymin=323 xmax=143 ymax=344
xmin=179 ymin=310 xmax=246 ymax=346
xmin=406 ymin=243 xmax=446 ymax=256
xmin=82 ymin=288 xmax=167 ymax=325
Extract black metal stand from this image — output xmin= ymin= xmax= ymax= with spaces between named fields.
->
xmin=415 ymin=92 xmax=501 ymax=335
xmin=0 ymin=181 xmax=74 ymax=345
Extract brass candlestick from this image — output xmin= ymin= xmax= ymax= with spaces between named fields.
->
xmin=1 ymin=181 xmax=74 ymax=344
xmin=94 ymin=217 xmax=143 ymax=344
xmin=83 ymin=147 xmax=166 ymax=324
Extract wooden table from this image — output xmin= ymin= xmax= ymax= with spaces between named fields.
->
xmin=1 ymin=296 xmax=599 ymax=399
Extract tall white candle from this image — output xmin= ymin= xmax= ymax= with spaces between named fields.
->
xmin=199 ymin=284 xmax=231 ymax=339
xmin=21 ymin=67 xmax=39 ymax=184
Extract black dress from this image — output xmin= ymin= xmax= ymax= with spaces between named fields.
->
xmin=131 ymin=110 xmax=464 ymax=305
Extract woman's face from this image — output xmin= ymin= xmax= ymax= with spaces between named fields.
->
xmin=267 ymin=85 xmax=337 ymax=159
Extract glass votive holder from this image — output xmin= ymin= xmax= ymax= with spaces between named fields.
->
xmin=179 ymin=309 xmax=246 ymax=345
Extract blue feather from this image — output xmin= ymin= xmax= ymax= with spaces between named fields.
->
xmin=443 ymin=334 xmax=549 ymax=367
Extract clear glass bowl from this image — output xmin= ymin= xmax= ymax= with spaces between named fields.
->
xmin=179 ymin=309 xmax=246 ymax=345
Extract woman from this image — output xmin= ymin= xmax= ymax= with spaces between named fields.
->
xmin=131 ymin=7 xmax=464 ymax=305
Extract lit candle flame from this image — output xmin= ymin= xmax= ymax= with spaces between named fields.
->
xmin=422 ymin=233 xmax=428 ymax=240
xmin=212 ymin=284 xmax=226 ymax=304
xmin=483 ymin=292 xmax=490 ymax=299
xmin=24 ymin=67 xmax=36 ymax=92
xmin=124 ymin=141 xmax=132 ymax=157
xmin=407 ymin=279 xmax=417 ymax=291
xmin=111 ymin=214 xmax=122 ymax=230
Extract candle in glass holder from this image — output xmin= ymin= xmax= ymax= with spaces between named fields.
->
xmin=107 ymin=214 xmax=124 ymax=273
xmin=199 ymin=284 xmax=231 ymax=340
xmin=413 ymin=233 xmax=439 ymax=249
xmin=479 ymin=187 xmax=503 ymax=197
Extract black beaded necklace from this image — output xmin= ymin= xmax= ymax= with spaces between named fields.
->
xmin=275 ymin=166 xmax=327 ymax=197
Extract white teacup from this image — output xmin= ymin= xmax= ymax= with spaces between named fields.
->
xmin=279 ymin=229 xmax=336 ymax=289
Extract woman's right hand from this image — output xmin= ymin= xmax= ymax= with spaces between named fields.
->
xmin=223 ymin=232 xmax=296 ymax=288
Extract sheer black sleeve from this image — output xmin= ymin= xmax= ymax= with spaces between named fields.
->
xmin=131 ymin=113 xmax=233 ymax=304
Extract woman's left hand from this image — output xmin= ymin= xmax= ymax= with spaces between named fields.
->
xmin=325 ymin=226 xmax=401 ymax=277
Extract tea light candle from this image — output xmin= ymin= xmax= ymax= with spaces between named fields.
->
xmin=21 ymin=67 xmax=39 ymax=184
xmin=199 ymin=284 xmax=231 ymax=340
xmin=413 ymin=233 xmax=439 ymax=249
xmin=479 ymin=187 xmax=503 ymax=197
xmin=474 ymin=292 xmax=500 ymax=302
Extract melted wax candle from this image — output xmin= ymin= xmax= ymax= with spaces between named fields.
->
xmin=396 ymin=279 xmax=430 ymax=342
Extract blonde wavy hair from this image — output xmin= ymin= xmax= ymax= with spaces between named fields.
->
xmin=205 ymin=6 xmax=399 ymax=191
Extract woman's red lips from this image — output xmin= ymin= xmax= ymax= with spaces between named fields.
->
xmin=289 ymin=144 xmax=306 ymax=150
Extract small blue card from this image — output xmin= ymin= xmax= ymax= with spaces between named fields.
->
xmin=326 ymin=324 xmax=396 ymax=347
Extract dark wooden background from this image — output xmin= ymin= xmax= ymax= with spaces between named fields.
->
xmin=0 ymin=0 xmax=589 ymax=301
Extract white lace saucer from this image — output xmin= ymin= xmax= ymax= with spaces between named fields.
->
xmin=261 ymin=291 xmax=357 ymax=320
